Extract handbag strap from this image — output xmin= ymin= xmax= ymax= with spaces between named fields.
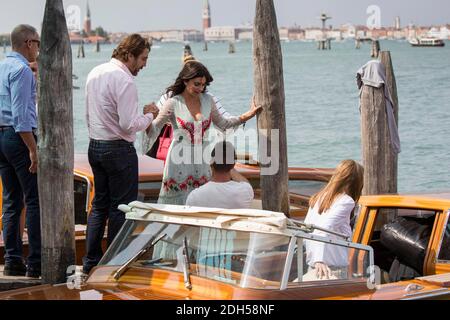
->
xmin=161 ymin=124 xmax=173 ymax=139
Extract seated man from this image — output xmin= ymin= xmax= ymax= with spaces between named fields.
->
xmin=185 ymin=141 xmax=254 ymax=209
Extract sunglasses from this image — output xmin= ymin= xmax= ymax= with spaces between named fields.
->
xmin=26 ymin=39 xmax=40 ymax=49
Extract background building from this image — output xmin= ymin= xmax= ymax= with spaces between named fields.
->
xmin=204 ymin=26 xmax=236 ymax=41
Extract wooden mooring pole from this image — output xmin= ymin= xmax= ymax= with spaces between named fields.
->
xmin=360 ymin=51 xmax=399 ymax=229
xmin=371 ymin=40 xmax=380 ymax=58
xmin=380 ymin=51 xmax=399 ymax=198
xmin=38 ymin=0 xmax=76 ymax=283
xmin=94 ymin=40 xmax=100 ymax=53
xmin=253 ymin=0 xmax=290 ymax=216
xmin=228 ymin=41 xmax=235 ymax=54
xmin=77 ymin=41 xmax=85 ymax=58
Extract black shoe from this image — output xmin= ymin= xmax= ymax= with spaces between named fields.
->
xmin=3 ymin=261 xmax=27 ymax=276
xmin=82 ymin=265 xmax=93 ymax=275
xmin=26 ymin=266 xmax=41 ymax=279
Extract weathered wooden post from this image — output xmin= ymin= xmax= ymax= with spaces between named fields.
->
xmin=371 ymin=40 xmax=380 ymax=58
xmin=77 ymin=41 xmax=85 ymax=58
xmin=380 ymin=51 xmax=399 ymax=197
xmin=203 ymin=41 xmax=208 ymax=51
xmin=360 ymin=54 xmax=399 ymax=229
xmin=228 ymin=41 xmax=235 ymax=54
xmin=253 ymin=0 xmax=290 ymax=216
xmin=38 ymin=0 xmax=76 ymax=283
xmin=94 ymin=40 xmax=100 ymax=52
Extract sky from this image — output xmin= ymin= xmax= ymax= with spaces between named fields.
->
xmin=0 ymin=0 xmax=449 ymax=34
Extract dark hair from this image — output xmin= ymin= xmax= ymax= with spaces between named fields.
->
xmin=166 ymin=61 xmax=213 ymax=97
xmin=211 ymin=141 xmax=236 ymax=173
xmin=112 ymin=34 xmax=151 ymax=62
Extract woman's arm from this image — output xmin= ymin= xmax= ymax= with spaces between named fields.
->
xmin=142 ymin=98 xmax=175 ymax=154
xmin=239 ymin=97 xmax=262 ymax=123
xmin=211 ymin=97 xmax=261 ymax=132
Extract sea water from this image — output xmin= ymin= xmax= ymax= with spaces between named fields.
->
xmin=1 ymin=40 xmax=449 ymax=193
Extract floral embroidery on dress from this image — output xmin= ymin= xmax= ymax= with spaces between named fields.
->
xmin=176 ymin=117 xmax=195 ymax=142
xmin=201 ymin=117 xmax=212 ymax=136
xmin=163 ymin=175 xmax=209 ymax=192
xmin=176 ymin=115 xmax=212 ymax=144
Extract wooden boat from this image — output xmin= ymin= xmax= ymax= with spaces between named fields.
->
xmin=0 ymin=153 xmax=333 ymax=265
xmin=0 ymin=199 xmax=448 ymax=300
xmin=2 ymin=154 xmax=449 ymax=299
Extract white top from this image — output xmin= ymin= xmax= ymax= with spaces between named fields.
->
xmin=157 ymin=92 xmax=231 ymax=118
xmin=157 ymin=91 xmax=240 ymax=134
xmin=185 ymin=181 xmax=254 ymax=209
xmin=304 ymin=194 xmax=355 ymax=267
xmin=85 ymin=58 xmax=153 ymax=143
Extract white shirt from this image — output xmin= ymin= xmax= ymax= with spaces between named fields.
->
xmin=185 ymin=181 xmax=254 ymax=209
xmin=304 ymin=194 xmax=355 ymax=267
xmin=85 ymin=58 xmax=153 ymax=142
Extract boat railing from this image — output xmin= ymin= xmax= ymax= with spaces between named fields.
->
xmin=279 ymin=228 xmax=375 ymax=290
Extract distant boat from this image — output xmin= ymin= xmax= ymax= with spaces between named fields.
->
xmin=409 ymin=37 xmax=445 ymax=47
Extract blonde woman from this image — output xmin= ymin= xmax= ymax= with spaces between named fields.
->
xmin=304 ymin=160 xmax=364 ymax=280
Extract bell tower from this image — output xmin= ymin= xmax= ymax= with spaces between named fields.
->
xmin=202 ymin=0 xmax=211 ymax=30
xmin=84 ymin=1 xmax=92 ymax=35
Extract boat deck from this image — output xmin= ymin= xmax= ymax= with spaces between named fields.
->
xmin=0 ymin=265 xmax=41 ymax=292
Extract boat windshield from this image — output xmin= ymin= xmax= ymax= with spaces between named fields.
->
xmin=99 ymin=220 xmax=372 ymax=289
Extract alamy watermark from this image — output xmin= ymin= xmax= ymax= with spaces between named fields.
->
xmin=166 ymin=127 xmax=280 ymax=176
xmin=66 ymin=5 xmax=82 ymax=32
xmin=366 ymin=5 xmax=381 ymax=30
xmin=366 ymin=265 xmax=382 ymax=290
xmin=66 ymin=265 xmax=85 ymax=290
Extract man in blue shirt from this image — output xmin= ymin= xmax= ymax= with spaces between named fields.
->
xmin=0 ymin=24 xmax=41 ymax=278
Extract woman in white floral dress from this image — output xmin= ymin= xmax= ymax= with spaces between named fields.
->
xmin=146 ymin=61 xmax=260 ymax=205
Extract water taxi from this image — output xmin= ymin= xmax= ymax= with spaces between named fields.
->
xmin=0 ymin=198 xmax=448 ymax=300
xmin=409 ymin=37 xmax=445 ymax=47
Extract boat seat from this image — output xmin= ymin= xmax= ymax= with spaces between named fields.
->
xmin=380 ymin=216 xmax=433 ymax=275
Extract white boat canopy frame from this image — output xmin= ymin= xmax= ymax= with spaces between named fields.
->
xmin=119 ymin=201 xmax=375 ymax=290
xmin=119 ymin=201 xmax=291 ymax=236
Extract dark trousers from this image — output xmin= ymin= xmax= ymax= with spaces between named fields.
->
xmin=83 ymin=139 xmax=138 ymax=273
xmin=0 ymin=127 xmax=41 ymax=268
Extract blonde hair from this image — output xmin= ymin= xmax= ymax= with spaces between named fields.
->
xmin=309 ymin=160 xmax=364 ymax=214
xmin=183 ymin=55 xmax=196 ymax=64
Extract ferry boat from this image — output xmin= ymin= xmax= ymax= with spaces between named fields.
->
xmin=409 ymin=37 xmax=445 ymax=47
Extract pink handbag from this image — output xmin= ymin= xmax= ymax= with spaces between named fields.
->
xmin=156 ymin=124 xmax=173 ymax=162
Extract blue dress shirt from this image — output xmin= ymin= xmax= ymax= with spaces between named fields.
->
xmin=0 ymin=52 xmax=37 ymax=132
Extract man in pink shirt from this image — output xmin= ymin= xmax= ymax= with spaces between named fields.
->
xmin=83 ymin=34 xmax=158 ymax=274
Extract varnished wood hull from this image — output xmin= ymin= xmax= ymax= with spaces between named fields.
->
xmin=0 ymin=266 xmax=448 ymax=300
